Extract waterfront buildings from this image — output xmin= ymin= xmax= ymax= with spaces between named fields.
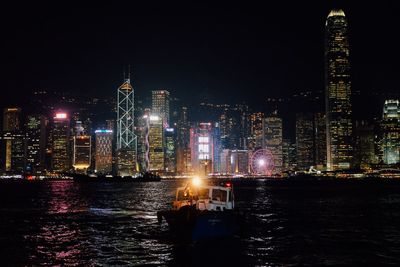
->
xmin=353 ymin=120 xmax=376 ymax=169
xmin=52 ymin=112 xmax=70 ymax=172
xmin=116 ymin=78 xmax=137 ymax=176
xmin=147 ymin=114 xmax=164 ymax=172
xmin=190 ymin=122 xmax=214 ymax=175
xmin=248 ymin=112 xmax=264 ymax=151
xmin=25 ymin=115 xmax=47 ymax=173
xmin=72 ymin=135 xmax=91 ymax=172
xmin=314 ymin=113 xmax=327 ymax=169
xmin=176 ymin=107 xmax=191 ymax=174
xmin=263 ymin=115 xmax=283 ymax=174
xmin=164 ymin=127 xmax=176 ymax=173
xmin=381 ymin=100 xmax=400 ymax=165
xmin=325 ymin=9 xmax=353 ymax=170
xmin=95 ymin=129 xmax=113 ymax=174
xmin=296 ymin=113 xmax=315 ymax=171
xmin=230 ymin=149 xmax=249 ymax=174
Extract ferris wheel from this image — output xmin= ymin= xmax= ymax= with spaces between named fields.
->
xmin=250 ymin=149 xmax=275 ymax=176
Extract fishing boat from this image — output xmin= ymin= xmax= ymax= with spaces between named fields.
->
xmin=157 ymin=177 xmax=240 ymax=240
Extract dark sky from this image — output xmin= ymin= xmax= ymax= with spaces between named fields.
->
xmin=1 ymin=1 xmax=399 ymax=107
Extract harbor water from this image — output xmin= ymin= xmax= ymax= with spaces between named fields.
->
xmin=1 ymin=179 xmax=400 ymax=266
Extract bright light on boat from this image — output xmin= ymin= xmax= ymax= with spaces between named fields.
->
xmin=192 ymin=176 xmax=202 ymax=187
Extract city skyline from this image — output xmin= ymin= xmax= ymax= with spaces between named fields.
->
xmin=0 ymin=4 xmax=399 ymax=176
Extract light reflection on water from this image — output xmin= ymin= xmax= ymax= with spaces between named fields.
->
xmin=0 ymin=179 xmax=400 ymax=266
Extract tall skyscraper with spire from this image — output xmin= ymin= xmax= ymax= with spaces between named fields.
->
xmin=116 ymin=74 xmax=137 ymax=176
xmin=325 ymin=9 xmax=353 ymax=170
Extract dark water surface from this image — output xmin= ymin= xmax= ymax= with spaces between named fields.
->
xmin=1 ymin=179 xmax=400 ymax=266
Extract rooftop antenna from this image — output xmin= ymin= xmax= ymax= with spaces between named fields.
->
xmin=128 ymin=64 xmax=131 ymax=81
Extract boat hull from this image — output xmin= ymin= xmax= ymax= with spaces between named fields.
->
xmin=158 ymin=206 xmax=240 ymax=240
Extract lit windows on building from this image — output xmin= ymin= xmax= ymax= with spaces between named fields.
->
xmin=95 ymin=130 xmax=113 ymax=174
xmin=325 ymin=9 xmax=353 ymax=170
xmin=73 ymin=135 xmax=91 ymax=172
xmin=147 ymin=114 xmax=164 ymax=172
xmin=164 ymin=128 xmax=176 ymax=173
xmin=263 ymin=115 xmax=283 ymax=174
xmin=52 ymin=112 xmax=70 ymax=172
xmin=116 ymin=78 xmax=137 ymax=176
xmin=381 ymin=100 xmax=400 ymax=165
xmin=152 ymin=90 xmax=170 ymax=126
xmin=190 ymin=123 xmax=214 ymax=175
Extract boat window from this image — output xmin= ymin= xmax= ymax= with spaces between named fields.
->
xmin=212 ymin=189 xmax=227 ymax=202
xmin=197 ymin=188 xmax=210 ymax=199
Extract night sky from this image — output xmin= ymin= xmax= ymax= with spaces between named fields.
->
xmin=1 ymin=1 xmax=399 ymax=109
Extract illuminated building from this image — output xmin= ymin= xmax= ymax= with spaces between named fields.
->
xmin=164 ymin=128 xmax=176 ymax=173
xmin=146 ymin=114 xmax=164 ymax=172
xmin=212 ymin=122 xmax=222 ymax=173
xmin=3 ymin=108 xmax=21 ymax=131
xmin=116 ymin=77 xmax=137 ymax=176
xmin=219 ymin=108 xmax=239 ymax=149
xmin=383 ymin=100 xmax=400 ymax=120
xmin=25 ymin=115 xmax=47 ymax=173
xmin=220 ymin=149 xmax=232 ymax=174
xmin=325 ymin=9 xmax=353 ymax=170
xmin=176 ymin=107 xmax=191 ymax=174
xmin=190 ymin=123 xmax=214 ymax=176
xmin=152 ymin=90 xmax=170 ymax=126
xmin=247 ymin=112 xmax=264 ymax=151
xmin=1 ymin=108 xmax=24 ymax=172
xmin=314 ymin=113 xmax=327 ymax=169
xmin=296 ymin=113 xmax=315 ymax=170
xmin=137 ymin=109 xmax=150 ymax=172
xmin=0 ymin=132 xmax=25 ymax=172
xmin=354 ymin=120 xmax=377 ymax=169
xmin=52 ymin=112 xmax=70 ymax=172
xmin=230 ymin=150 xmax=249 ymax=174
xmin=73 ymin=135 xmax=91 ymax=172
xmin=1 ymin=108 xmax=25 ymax=172
xmin=95 ymin=130 xmax=113 ymax=174
xmin=282 ymin=139 xmax=297 ymax=171
xmin=263 ymin=115 xmax=283 ymax=174
xmin=381 ymin=100 xmax=400 ymax=165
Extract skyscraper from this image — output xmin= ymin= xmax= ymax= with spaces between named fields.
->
xmin=164 ymin=127 xmax=176 ymax=173
xmin=263 ymin=115 xmax=283 ymax=174
xmin=176 ymin=106 xmax=191 ymax=174
xmin=95 ymin=129 xmax=113 ymax=174
xmin=325 ymin=9 xmax=353 ymax=170
xmin=25 ymin=115 xmax=47 ymax=173
xmin=381 ymin=100 xmax=400 ymax=165
xmin=152 ymin=90 xmax=170 ymax=126
xmin=314 ymin=113 xmax=327 ymax=168
xmin=116 ymin=78 xmax=137 ymax=176
xmin=296 ymin=113 xmax=315 ymax=171
xmin=3 ymin=108 xmax=21 ymax=131
xmin=354 ymin=120 xmax=376 ymax=168
xmin=52 ymin=112 xmax=70 ymax=172
xmin=1 ymin=108 xmax=24 ymax=172
xmin=230 ymin=149 xmax=249 ymax=174
xmin=248 ymin=112 xmax=264 ymax=151
xmin=147 ymin=114 xmax=164 ymax=172
xmin=190 ymin=123 xmax=214 ymax=176
xmin=72 ymin=135 xmax=91 ymax=172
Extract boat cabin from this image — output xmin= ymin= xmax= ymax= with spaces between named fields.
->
xmin=173 ymin=184 xmax=234 ymax=211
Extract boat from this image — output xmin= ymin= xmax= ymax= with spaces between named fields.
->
xmin=157 ymin=177 xmax=241 ymax=241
